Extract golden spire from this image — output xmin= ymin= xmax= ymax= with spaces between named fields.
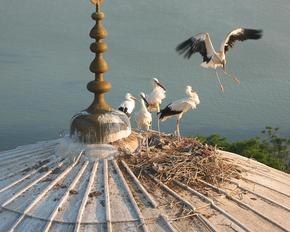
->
xmin=70 ymin=1 xmax=131 ymax=144
xmin=87 ymin=0 xmax=110 ymax=112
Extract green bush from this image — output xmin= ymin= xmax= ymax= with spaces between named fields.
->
xmin=195 ymin=127 xmax=289 ymax=173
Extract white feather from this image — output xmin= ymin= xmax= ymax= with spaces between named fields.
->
xmin=135 ymin=98 xmax=152 ymax=131
xmin=146 ymin=87 xmax=166 ymax=105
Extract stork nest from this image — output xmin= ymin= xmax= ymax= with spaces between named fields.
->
xmin=121 ymin=131 xmax=244 ymax=194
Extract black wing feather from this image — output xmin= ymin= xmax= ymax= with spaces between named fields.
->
xmin=118 ymin=107 xmax=130 ymax=117
xmin=158 ymin=104 xmax=182 ymax=120
xmin=176 ymin=37 xmax=211 ymax=62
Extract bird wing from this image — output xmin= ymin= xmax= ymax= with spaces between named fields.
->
xmin=169 ymin=98 xmax=194 ymax=112
xmin=146 ymin=88 xmax=166 ymax=105
xmin=176 ymin=33 xmax=215 ymax=62
xmin=220 ymin=28 xmax=263 ymax=54
xmin=119 ymin=100 xmax=135 ymax=115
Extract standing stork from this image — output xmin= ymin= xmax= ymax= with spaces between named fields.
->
xmin=158 ymin=86 xmax=200 ymax=140
xmin=143 ymin=78 xmax=166 ymax=133
xmin=136 ymin=92 xmax=152 ymax=131
xmin=176 ymin=28 xmax=263 ymax=92
xmin=136 ymin=93 xmax=152 ymax=152
xmin=118 ymin=93 xmax=137 ymax=118
xmin=144 ymin=78 xmax=166 ymax=113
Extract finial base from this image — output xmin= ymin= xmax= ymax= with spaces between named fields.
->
xmin=70 ymin=109 xmax=131 ymax=144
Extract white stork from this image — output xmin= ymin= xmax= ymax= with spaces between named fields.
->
xmin=136 ymin=92 xmax=152 ymax=131
xmin=144 ymin=78 xmax=166 ymax=113
xmin=158 ymin=86 xmax=200 ymax=140
xmin=176 ymin=28 xmax=263 ymax=92
xmin=136 ymin=93 xmax=152 ymax=152
xmin=142 ymin=78 xmax=166 ymax=134
xmin=118 ymin=93 xmax=137 ymax=118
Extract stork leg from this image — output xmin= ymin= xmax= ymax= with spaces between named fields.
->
xmin=157 ymin=105 xmax=161 ymax=136
xmin=145 ymin=133 xmax=149 ymax=155
xmin=221 ymin=68 xmax=240 ymax=85
xmin=215 ymin=69 xmax=224 ymax=92
xmin=176 ymin=118 xmax=181 ymax=141
xmin=157 ymin=117 xmax=161 ymax=136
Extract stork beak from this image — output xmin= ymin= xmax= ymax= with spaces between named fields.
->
xmin=156 ymin=82 xmax=166 ymax=91
xmin=130 ymin=95 xmax=138 ymax=101
xmin=140 ymin=94 xmax=149 ymax=107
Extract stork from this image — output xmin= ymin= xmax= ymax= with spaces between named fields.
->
xmin=118 ymin=93 xmax=137 ymax=118
xmin=144 ymin=78 xmax=166 ymax=113
xmin=158 ymin=86 xmax=200 ymax=140
xmin=142 ymin=78 xmax=166 ymax=133
xmin=136 ymin=92 xmax=152 ymax=131
xmin=136 ymin=92 xmax=152 ymax=152
xmin=176 ymin=28 xmax=263 ymax=92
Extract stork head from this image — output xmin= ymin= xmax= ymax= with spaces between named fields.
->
xmin=125 ymin=93 xmax=137 ymax=101
xmin=152 ymin=78 xmax=166 ymax=91
xmin=185 ymin=86 xmax=197 ymax=96
xmin=140 ymin=92 xmax=146 ymax=99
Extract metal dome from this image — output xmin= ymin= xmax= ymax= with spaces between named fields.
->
xmin=0 ymin=136 xmax=290 ymax=232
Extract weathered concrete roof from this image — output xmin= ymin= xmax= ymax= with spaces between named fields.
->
xmin=0 ymin=137 xmax=290 ymax=232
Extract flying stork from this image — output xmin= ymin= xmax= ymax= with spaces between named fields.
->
xmin=118 ymin=93 xmax=137 ymax=118
xmin=158 ymin=86 xmax=200 ymax=140
xmin=176 ymin=28 xmax=263 ymax=92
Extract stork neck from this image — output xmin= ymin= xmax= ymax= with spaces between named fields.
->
xmin=140 ymin=99 xmax=147 ymax=110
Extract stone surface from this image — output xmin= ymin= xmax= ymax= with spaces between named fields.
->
xmin=0 ymin=136 xmax=290 ymax=232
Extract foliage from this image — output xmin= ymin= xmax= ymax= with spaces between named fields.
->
xmin=195 ymin=127 xmax=290 ymax=173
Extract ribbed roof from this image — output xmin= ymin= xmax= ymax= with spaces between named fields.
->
xmin=0 ymin=137 xmax=290 ymax=232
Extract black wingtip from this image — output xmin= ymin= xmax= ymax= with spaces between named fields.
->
xmin=244 ymin=28 xmax=263 ymax=40
xmin=176 ymin=37 xmax=195 ymax=53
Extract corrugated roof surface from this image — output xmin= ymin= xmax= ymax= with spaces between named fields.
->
xmin=0 ymin=137 xmax=290 ymax=232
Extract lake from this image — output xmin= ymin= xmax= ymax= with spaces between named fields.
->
xmin=0 ymin=0 xmax=290 ymax=151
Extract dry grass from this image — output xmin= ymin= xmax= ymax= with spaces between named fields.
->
xmin=121 ymin=131 xmax=244 ymax=194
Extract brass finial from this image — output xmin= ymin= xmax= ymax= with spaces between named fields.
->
xmin=87 ymin=0 xmax=111 ymax=112
xmin=70 ymin=1 xmax=131 ymax=144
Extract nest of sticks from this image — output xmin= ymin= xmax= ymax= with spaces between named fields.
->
xmin=121 ymin=131 xmax=244 ymax=194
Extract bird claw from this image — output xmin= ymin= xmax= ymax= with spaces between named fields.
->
xmin=220 ymin=84 xmax=224 ymax=92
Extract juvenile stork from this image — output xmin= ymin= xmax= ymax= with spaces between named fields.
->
xmin=142 ymin=78 xmax=166 ymax=134
xmin=136 ymin=92 xmax=152 ymax=131
xmin=158 ymin=86 xmax=200 ymax=140
xmin=136 ymin=93 xmax=152 ymax=152
xmin=144 ymin=78 xmax=166 ymax=113
xmin=118 ymin=93 xmax=137 ymax=118
xmin=176 ymin=28 xmax=263 ymax=92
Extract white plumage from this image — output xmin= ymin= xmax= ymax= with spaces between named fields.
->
xmin=135 ymin=92 xmax=152 ymax=131
xmin=176 ymin=28 xmax=263 ymax=92
xmin=144 ymin=78 xmax=166 ymax=112
xmin=158 ymin=86 xmax=200 ymax=139
xmin=118 ymin=93 xmax=136 ymax=118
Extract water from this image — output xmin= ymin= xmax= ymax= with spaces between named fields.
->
xmin=0 ymin=0 xmax=290 ymax=151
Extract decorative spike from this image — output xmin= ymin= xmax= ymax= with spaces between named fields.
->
xmin=70 ymin=1 xmax=131 ymax=144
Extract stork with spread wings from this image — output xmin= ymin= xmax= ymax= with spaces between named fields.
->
xmin=176 ymin=28 xmax=263 ymax=92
